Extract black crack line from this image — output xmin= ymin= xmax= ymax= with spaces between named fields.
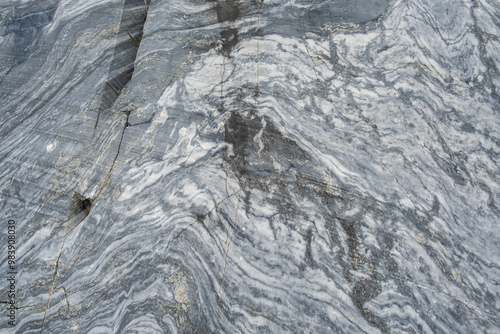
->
xmin=39 ymin=237 xmax=65 ymax=334
xmin=93 ymin=112 xmax=129 ymax=200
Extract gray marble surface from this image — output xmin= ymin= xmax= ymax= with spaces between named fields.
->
xmin=1 ymin=0 xmax=500 ymax=333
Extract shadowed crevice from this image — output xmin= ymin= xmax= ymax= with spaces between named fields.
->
xmin=99 ymin=0 xmax=150 ymax=111
xmin=68 ymin=192 xmax=93 ymax=220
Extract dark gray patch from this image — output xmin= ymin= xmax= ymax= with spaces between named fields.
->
xmin=223 ymin=112 xmax=257 ymax=176
xmin=223 ymin=111 xmax=309 ymax=181
xmin=305 ymin=227 xmax=314 ymax=264
xmin=461 ymin=122 xmax=475 ymax=133
xmin=220 ymin=28 xmax=239 ymax=57
xmin=350 ymin=279 xmax=389 ymax=333
xmin=380 ymin=231 xmax=394 ymax=250
xmin=252 ymin=28 xmax=263 ymax=37
xmin=431 ymin=195 xmax=440 ymax=215
xmin=351 ymin=279 xmax=381 ymax=307
xmin=215 ymin=0 xmax=240 ymax=23
xmin=385 ymin=258 xmax=398 ymax=274
xmin=342 ymin=220 xmax=358 ymax=256
xmin=207 ymin=0 xmax=243 ymax=57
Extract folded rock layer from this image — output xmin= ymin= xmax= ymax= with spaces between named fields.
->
xmin=1 ymin=0 xmax=499 ymax=333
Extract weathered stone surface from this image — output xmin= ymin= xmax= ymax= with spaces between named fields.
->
xmin=1 ymin=0 xmax=499 ymax=333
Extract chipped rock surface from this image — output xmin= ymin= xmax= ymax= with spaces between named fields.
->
xmin=1 ymin=0 xmax=500 ymax=333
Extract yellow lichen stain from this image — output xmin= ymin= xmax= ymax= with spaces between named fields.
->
xmin=174 ymin=282 xmax=189 ymax=306
xmin=167 ymin=272 xmax=190 ymax=311
xmin=305 ymin=32 xmax=320 ymax=39
xmin=321 ymin=22 xmax=358 ymax=35
xmin=451 ymin=267 xmax=462 ymax=284
xmin=73 ymin=26 xmax=119 ymax=49
xmin=322 ymin=176 xmax=341 ymax=196
xmin=82 ymin=178 xmax=88 ymax=192
xmin=416 ymin=233 xmax=427 ymax=245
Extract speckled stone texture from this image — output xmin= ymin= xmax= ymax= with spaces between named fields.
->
xmin=1 ymin=0 xmax=499 ymax=333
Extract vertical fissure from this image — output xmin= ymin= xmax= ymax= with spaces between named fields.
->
xmin=99 ymin=0 xmax=150 ymax=111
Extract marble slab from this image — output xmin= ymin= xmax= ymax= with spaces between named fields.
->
xmin=1 ymin=0 xmax=499 ymax=333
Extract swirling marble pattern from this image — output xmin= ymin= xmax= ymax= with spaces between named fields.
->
xmin=1 ymin=0 xmax=499 ymax=333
